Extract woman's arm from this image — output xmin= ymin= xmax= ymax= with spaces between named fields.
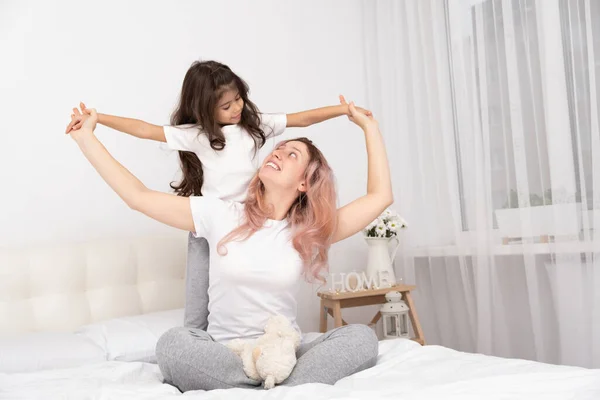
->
xmin=68 ymin=107 xmax=194 ymax=232
xmin=286 ymin=96 xmax=371 ymax=128
xmin=66 ymin=102 xmax=166 ymax=142
xmin=332 ymin=102 xmax=393 ymax=244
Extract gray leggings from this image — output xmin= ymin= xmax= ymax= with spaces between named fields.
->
xmin=183 ymin=233 xmax=210 ymax=330
xmin=156 ymin=324 xmax=379 ymax=392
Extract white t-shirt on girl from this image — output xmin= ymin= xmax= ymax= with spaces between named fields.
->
xmin=163 ymin=113 xmax=287 ymax=202
xmin=190 ymin=196 xmax=303 ymax=343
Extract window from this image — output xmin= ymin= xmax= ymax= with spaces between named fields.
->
xmin=448 ymin=0 xmax=599 ymax=231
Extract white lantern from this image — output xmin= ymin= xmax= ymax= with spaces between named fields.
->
xmin=380 ymin=291 xmax=410 ymax=339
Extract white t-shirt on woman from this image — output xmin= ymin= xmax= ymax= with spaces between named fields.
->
xmin=189 ymin=196 xmax=303 ymax=343
xmin=163 ymin=113 xmax=287 ymax=202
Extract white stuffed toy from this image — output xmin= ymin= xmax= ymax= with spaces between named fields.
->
xmin=227 ymin=315 xmax=301 ymax=389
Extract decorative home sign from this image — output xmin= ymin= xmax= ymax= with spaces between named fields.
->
xmin=328 ymin=270 xmax=397 ymax=293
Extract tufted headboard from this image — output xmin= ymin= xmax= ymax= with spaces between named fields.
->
xmin=0 ymin=233 xmax=188 ymax=335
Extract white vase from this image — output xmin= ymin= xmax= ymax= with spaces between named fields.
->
xmin=365 ymin=236 xmax=399 ymax=288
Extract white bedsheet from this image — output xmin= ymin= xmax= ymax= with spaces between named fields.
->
xmin=1 ymin=339 xmax=599 ymax=400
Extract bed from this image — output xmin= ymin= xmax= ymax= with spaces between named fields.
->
xmin=1 ymin=234 xmax=599 ymax=399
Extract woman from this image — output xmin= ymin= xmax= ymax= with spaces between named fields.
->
xmin=67 ymin=100 xmax=393 ymax=391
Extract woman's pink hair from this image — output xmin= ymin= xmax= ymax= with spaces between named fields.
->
xmin=217 ymin=137 xmax=337 ymax=283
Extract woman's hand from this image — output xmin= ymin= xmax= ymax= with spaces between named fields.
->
xmin=66 ymin=105 xmax=98 ymax=141
xmin=339 ymin=95 xmax=372 ymax=121
xmin=339 ymin=95 xmax=378 ymax=131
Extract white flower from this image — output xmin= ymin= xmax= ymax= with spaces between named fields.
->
xmin=383 ymin=209 xmax=393 ymax=217
xmin=389 ymin=214 xmax=408 ymax=229
xmin=386 ymin=221 xmax=398 ymax=233
xmin=375 ymin=223 xmax=386 ymax=237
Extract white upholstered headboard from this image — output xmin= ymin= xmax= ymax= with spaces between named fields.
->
xmin=0 ymin=233 xmax=187 ymax=335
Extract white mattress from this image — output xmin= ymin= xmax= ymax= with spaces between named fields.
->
xmin=2 ymin=338 xmax=599 ymax=400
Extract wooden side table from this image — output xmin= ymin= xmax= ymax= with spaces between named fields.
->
xmin=317 ymin=284 xmax=425 ymax=345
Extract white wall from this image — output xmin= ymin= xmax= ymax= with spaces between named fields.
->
xmin=0 ymin=0 xmax=377 ymax=333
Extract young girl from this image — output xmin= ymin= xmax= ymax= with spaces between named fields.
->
xmin=66 ymin=60 xmax=372 ymax=330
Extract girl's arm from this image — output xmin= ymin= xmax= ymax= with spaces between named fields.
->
xmin=332 ymin=102 xmax=393 ymax=244
xmin=66 ymin=102 xmax=166 ymax=142
xmin=286 ymin=95 xmax=371 ymax=128
xmin=68 ymin=107 xmax=194 ymax=232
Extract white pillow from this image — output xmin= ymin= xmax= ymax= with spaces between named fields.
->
xmin=0 ymin=332 xmax=106 ymax=373
xmin=75 ymin=308 xmax=184 ymax=363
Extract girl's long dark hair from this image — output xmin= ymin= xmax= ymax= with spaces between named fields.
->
xmin=170 ymin=60 xmax=267 ymax=196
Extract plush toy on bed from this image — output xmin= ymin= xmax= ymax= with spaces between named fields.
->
xmin=227 ymin=314 xmax=301 ymax=389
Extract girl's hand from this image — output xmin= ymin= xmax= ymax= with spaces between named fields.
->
xmin=66 ymin=105 xmax=98 ymax=141
xmin=339 ymin=95 xmax=377 ymax=130
xmin=339 ymin=95 xmax=372 ymax=120
xmin=65 ymin=102 xmax=93 ymax=133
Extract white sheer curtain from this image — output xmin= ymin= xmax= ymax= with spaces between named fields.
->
xmin=363 ymin=0 xmax=600 ymax=367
